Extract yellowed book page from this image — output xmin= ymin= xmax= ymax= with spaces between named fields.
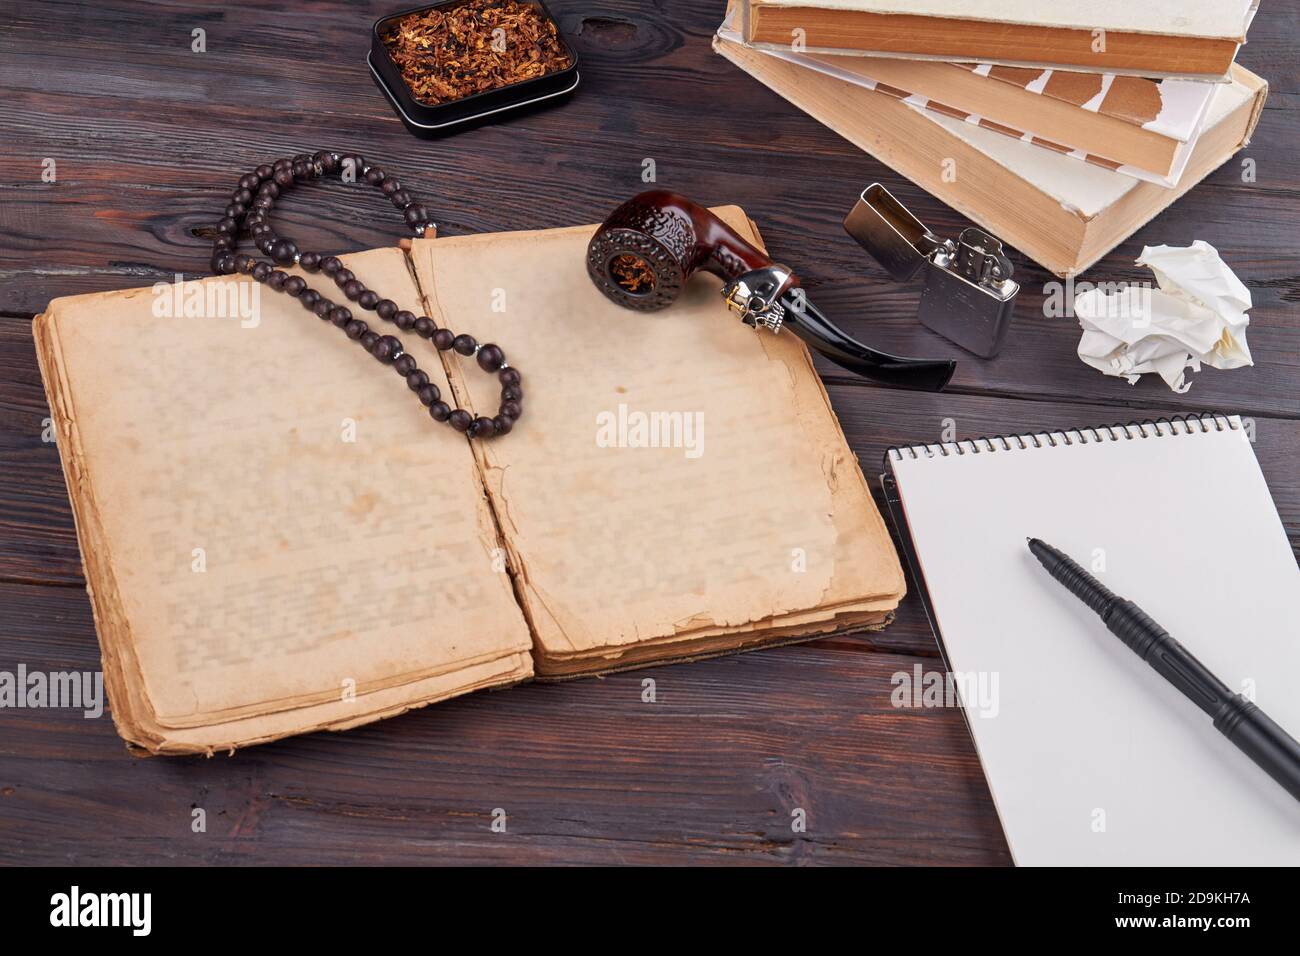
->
xmin=148 ymin=652 xmax=532 ymax=755
xmin=37 ymin=247 xmax=533 ymax=728
xmin=409 ymin=212 xmax=903 ymax=661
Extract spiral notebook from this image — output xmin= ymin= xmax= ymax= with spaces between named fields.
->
xmin=882 ymin=414 xmax=1300 ymax=865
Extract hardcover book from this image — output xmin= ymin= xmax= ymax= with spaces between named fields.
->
xmin=715 ymin=19 xmax=1268 ymax=276
xmin=34 ymin=209 xmax=905 ymax=754
xmin=739 ymin=0 xmax=1260 ymax=79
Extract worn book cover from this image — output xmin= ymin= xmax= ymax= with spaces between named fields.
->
xmin=740 ymin=0 xmax=1259 ymax=78
xmin=34 ymin=208 xmax=905 ymax=754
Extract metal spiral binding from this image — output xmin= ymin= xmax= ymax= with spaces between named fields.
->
xmin=886 ymin=412 xmax=1239 ymax=462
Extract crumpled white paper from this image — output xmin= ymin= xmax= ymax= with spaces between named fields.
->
xmin=1075 ymin=241 xmax=1253 ymax=393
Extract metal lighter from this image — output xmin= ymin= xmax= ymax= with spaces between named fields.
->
xmin=843 ymin=183 xmax=1018 ymax=358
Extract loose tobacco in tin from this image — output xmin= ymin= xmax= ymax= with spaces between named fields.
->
xmin=381 ymin=0 xmax=573 ymax=104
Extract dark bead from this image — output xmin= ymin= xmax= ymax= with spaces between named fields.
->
xmin=502 ymin=385 xmax=522 ymax=403
xmin=448 ymin=409 xmax=472 ymax=431
xmin=321 ymin=256 xmax=343 ymax=276
xmin=251 ymin=262 xmax=272 ymax=282
xmin=407 ymin=370 xmax=430 ymax=391
xmin=389 ymin=189 xmax=411 ymax=208
xmin=329 ymin=306 xmax=352 ymax=327
xmin=273 ymin=169 xmax=294 ymax=188
xmin=413 ymin=316 xmax=436 ymax=338
xmin=364 ymin=166 xmax=386 ymax=185
xmin=499 ymin=367 xmax=521 ymax=387
xmin=314 ymin=151 xmax=337 ymax=173
xmin=255 ymin=164 xmax=274 ymax=181
xmin=314 ymin=298 xmax=335 ymax=319
xmin=429 ymin=401 xmax=451 ymax=422
xmin=273 ymin=158 xmax=292 ymax=171
xmin=292 ymin=161 xmax=310 ymax=180
xmin=283 ymin=275 xmax=306 ymax=296
xmin=333 ymin=268 xmax=354 ymax=287
xmin=212 ymin=238 xmax=233 ymax=254
xmin=256 ymin=235 xmax=276 ymax=255
xmin=232 ymin=187 xmax=254 ymax=205
xmin=299 ymin=251 xmax=321 ymax=272
xmin=500 ymin=401 xmax=522 ymax=421
xmin=233 ymin=253 xmax=254 ymax=274
xmin=394 ymin=353 xmax=417 ymax=376
xmin=476 ymin=344 xmax=505 ymax=372
xmin=266 ymin=270 xmax=287 ymax=290
xmin=344 ymin=319 xmax=368 ymax=340
xmin=299 ymin=289 xmax=321 ymax=309
xmin=433 ymin=329 xmax=455 ymax=350
xmin=358 ymin=290 xmax=379 ymax=309
xmin=216 ymin=217 xmax=238 ymax=236
xmin=212 ymin=253 xmax=236 ymax=275
xmin=452 ymin=334 xmax=477 ymax=356
xmin=373 ymin=335 xmax=402 ymax=363
xmin=238 ymin=173 xmax=260 ymax=191
xmin=381 ymin=179 xmax=401 ymax=196
xmin=224 ymin=203 xmax=245 ymax=220
xmin=469 ymin=416 xmax=496 ymax=439
xmin=375 ymin=299 xmax=397 ymax=320
xmin=360 ymin=331 xmax=380 ymax=350
xmin=419 ymin=383 xmax=443 ymax=406
xmin=393 ymin=310 xmax=416 ymax=331
xmin=404 ymin=205 xmax=428 ymax=227
xmin=493 ymin=415 xmax=513 ymax=435
xmin=257 ymin=181 xmax=279 ymax=199
xmin=271 ymin=240 xmax=297 ymax=264
xmin=342 ymin=279 xmax=365 ymax=300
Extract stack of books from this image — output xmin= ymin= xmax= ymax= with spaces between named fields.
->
xmin=715 ymin=1 xmax=1267 ymax=277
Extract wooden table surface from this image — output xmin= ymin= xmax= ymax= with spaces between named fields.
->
xmin=0 ymin=0 xmax=1295 ymax=866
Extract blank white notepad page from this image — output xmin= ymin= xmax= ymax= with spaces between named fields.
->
xmin=890 ymin=417 xmax=1300 ymax=865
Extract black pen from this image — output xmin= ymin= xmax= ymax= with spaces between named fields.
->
xmin=1028 ymin=538 xmax=1300 ymax=803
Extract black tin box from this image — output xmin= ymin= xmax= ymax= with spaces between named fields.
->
xmin=369 ymin=1 xmax=580 ymax=137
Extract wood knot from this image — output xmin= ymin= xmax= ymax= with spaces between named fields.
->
xmin=575 ymin=16 xmax=638 ymax=46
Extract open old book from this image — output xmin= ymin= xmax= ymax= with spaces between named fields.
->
xmin=35 ymin=207 xmax=905 ymax=754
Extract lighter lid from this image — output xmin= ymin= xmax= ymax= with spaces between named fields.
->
xmin=843 ymin=183 xmax=947 ymax=282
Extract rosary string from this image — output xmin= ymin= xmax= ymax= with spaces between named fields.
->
xmin=209 ymin=150 xmax=522 ymax=439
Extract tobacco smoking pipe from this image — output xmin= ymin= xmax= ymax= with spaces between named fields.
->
xmin=585 ymin=190 xmax=955 ymax=390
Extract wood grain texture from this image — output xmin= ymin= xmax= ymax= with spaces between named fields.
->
xmin=0 ymin=0 xmax=1295 ymax=865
